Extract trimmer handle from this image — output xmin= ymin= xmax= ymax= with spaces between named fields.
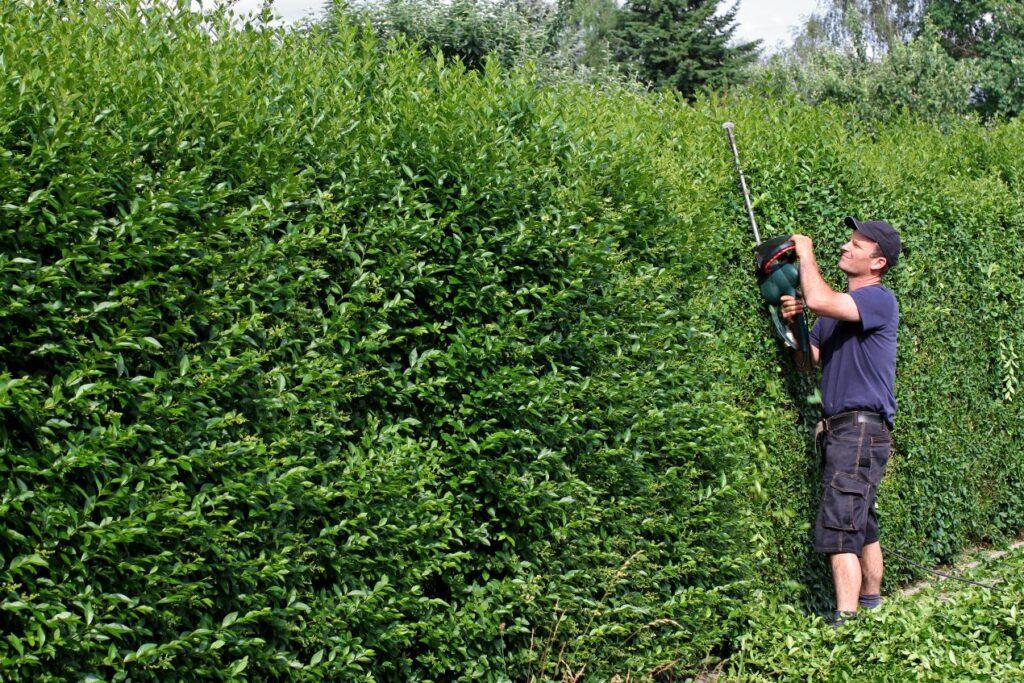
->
xmin=793 ymin=308 xmax=810 ymax=355
xmin=783 ymin=297 xmax=811 ymax=357
xmin=759 ymin=260 xmax=811 ymax=355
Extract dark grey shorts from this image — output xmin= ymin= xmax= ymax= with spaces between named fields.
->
xmin=814 ymin=417 xmax=892 ymax=556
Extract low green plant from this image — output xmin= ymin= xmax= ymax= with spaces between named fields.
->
xmin=727 ymin=547 xmax=1024 ymax=681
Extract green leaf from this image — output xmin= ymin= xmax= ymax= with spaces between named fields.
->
xmin=9 ymin=554 xmax=47 ymax=572
xmin=228 ymin=655 xmax=249 ymax=676
xmin=137 ymin=643 xmax=157 ymax=657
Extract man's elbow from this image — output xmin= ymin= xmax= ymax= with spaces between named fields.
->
xmin=803 ymin=292 xmax=824 ymax=315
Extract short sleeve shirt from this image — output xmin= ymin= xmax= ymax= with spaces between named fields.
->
xmin=809 ymin=285 xmax=899 ymax=426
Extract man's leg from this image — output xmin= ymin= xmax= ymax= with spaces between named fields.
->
xmin=858 ymin=541 xmax=884 ymax=607
xmin=830 ymin=552 xmax=862 ymax=613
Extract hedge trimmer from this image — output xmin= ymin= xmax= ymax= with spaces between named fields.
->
xmin=722 ymin=122 xmax=810 ymax=364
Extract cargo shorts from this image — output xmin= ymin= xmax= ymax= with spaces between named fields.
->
xmin=813 ymin=415 xmax=892 ymax=556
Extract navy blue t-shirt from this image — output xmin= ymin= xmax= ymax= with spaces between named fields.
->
xmin=809 ymin=284 xmax=899 ymax=426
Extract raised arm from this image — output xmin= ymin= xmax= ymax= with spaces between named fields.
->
xmin=790 ymin=234 xmax=861 ymax=321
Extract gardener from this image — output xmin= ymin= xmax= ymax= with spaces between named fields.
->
xmin=779 ymin=217 xmax=902 ymax=627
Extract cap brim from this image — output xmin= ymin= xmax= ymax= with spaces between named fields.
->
xmin=844 ymin=216 xmax=860 ymax=231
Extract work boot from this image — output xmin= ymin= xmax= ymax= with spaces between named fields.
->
xmin=830 ymin=610 xmax=857 ymax=629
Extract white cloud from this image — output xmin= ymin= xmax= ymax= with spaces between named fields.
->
xmin=729 ymin=0 xmax=822 ymax=53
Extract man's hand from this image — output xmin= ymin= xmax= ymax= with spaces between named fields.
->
xmin=780 ymin=294 xmax=804 ymax=326
xmin=790 ymin=234 xmax=813 ymax=257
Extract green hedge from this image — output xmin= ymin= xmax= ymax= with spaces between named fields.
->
xmin=1 ymin=2 xmax=1022 ymax=680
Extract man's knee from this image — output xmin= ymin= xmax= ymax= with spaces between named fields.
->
xmin=861 ymin=562 xmax=882 ymax=587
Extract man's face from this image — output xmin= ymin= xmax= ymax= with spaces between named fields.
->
xmin=838 ymin=230 xmax=886 ymax=276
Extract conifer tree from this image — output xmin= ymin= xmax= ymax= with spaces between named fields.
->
xmin=612 ymin=0 xmax=759 ymax=96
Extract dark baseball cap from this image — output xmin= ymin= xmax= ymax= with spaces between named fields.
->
xmin=844 ymin=216 xmax=901 ymax=270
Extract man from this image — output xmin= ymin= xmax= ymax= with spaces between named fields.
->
xmin=779 ymin=216 xmax=902 ymax=627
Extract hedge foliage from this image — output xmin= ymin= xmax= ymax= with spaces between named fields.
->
xmin=728 ymin=546 xmax=1024 ymax=681
xmin=1 ymin=1 xmax=1022 ymax=680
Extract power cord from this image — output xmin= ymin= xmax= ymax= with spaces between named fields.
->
xmin=882 ymin=544 xmax=1010 ymax=594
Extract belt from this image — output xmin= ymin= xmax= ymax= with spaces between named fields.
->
xmin=815 ymin=411 xmax=889 ymax=468
xmin=822 ymin=410 xmax=888 ymax=432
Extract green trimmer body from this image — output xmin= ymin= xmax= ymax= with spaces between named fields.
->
xmin=754 ymin=235 xmax=810 ymax=354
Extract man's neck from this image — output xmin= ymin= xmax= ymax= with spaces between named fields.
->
xmin=847 ymin=274 xmax=882 ymax=292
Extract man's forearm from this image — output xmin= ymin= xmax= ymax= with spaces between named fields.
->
xmin=790 ymin=234 xmax=862 ymax=321
xmin=794 ymin=241 xmax=837 ymax=310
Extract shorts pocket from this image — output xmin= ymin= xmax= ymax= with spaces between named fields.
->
xmin=821 ymin=471 xmax=870 ymax=531
xmin=869 ymin=435 xmax=893 ymax=460
xmin=868 ymin=435 xmax=892 ymax=483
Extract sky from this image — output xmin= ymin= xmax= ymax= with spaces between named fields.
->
xmin=731 ymin=0 xmax=821 ymax=53
xmin=230 ymin=0 xmax=823 ymax=53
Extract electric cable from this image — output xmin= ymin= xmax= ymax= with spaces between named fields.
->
xmin=881 ymin=544 xmax=1010 ymax=594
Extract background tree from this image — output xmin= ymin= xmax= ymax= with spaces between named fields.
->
xmin=789 ymin=0 xmax=926 ymax=61
xmin=751 ymin=19 xmax=977 ymax=124
xmin=926 ymin=0 xmax=999 ymax=58
xmin=337 ymin=0 xmax=557 ymax=70
xmin=773 ymin=0 xmax=1023 ymax=121
xmin=546 ymin=0 xmax=620 ymax=75
xmin=926 ymin=0 xmax=1024 ymax=118
xmin=611 ymin=0 xmax=759 ymax=96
